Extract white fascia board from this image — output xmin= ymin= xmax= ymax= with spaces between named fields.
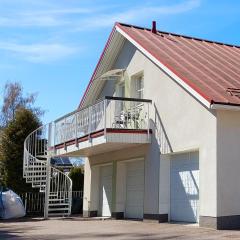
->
xmin=82 ymin=30 xmax=121 ymax=107
xmin=116 ymin=26 xmax=211 ymax=109
xmin=211 ymin=104 xmax=240 ymax=111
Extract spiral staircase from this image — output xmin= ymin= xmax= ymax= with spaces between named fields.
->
xmin=23 ymin=123 xmax=72 ymax=218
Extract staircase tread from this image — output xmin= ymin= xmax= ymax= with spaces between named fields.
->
xmin=48 ymin=203 xmax=69 ymax=206
xmin=48 ymin=208 xmax=70 ymax=211
xmin=48 ymin=213 xmax=70 ymax=216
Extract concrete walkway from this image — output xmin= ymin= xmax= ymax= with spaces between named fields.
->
xmin=1 ymin=217 xmax=240 ymax=239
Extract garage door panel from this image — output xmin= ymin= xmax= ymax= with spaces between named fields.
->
xmin=172 ymin=159 xmax=198 ymax=169
xmin=125 ymin=160 xmax=144 ymax=219
xmin=127 ymin=176 xmax=144 ymax=185
xmin=127 ymin=185 xmax=144 ymax=192
xmin=126 ymin=191 xmax=144 ymax=202
xmin=128 ymin=162 xmax=144 ymax=170
xmin=172 ymin=172 xmax=199 ymax=196
xmin=126 ymin=206 xmax=143 ymax=219
xmin=171 ymin=203 xmax=197 ymax=222
xmin=171 ymin=152 xmax=199 ymax=223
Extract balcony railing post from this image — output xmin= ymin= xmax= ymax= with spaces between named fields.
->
xmin=64 ymin=117 xmax=67 ymax=150
xmin=104 ymin=99 xmax=107 ymax=137
xmin=147 ymin=102 xmax=150 ymax=141
xmin=53 ymin=121 xmax=56 ymax=147
xmin=75 ymin=113 xmax=78 ymax=147
xmin=88 ymin=106 xmax=92 ymax=138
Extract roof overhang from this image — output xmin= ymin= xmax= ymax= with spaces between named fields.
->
xmin=79 ymin=25 xmax=126 ymax=109
xmin=78 ymin=22 xmax=240 ymax=112
xmin=211 ymin=103 xmax=240 ymax=111
xmin=96 ymin=69 xmax=125 ymax=81
xmin=79 ymin=23 xmax=212 ymax=110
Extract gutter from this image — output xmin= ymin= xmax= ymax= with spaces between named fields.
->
xmin=211 ymin=103 xmax=240 ymax=111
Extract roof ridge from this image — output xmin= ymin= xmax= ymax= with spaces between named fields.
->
xmin=117 ymin=22 xmax=240 ymax=49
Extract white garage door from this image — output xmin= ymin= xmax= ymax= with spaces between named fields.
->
xmin=99 ymin=165 xmax=112 ymax=217
xmin=125 ymin=160 xmax=144 ymax=219
xmin=170 ymin=152 xmax=199 ymax=223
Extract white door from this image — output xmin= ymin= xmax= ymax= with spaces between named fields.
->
xmin=170 ymin=152 xmax=199 ymax=223
xmin=125 ymin=160 xmax=144 ymax=219
xmin=99 ymin=165 xmax=112 ymax=217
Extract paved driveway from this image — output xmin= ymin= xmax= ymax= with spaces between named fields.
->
xmin=1 ymin=218 xmax=240 ymax=240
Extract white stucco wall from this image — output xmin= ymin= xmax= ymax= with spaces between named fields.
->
xmin=113 ymin=41 xmax=217 ymax=217
xmin=84 ymin=39 xmax=218 ymax=218
xmin=90 ymin=165 xmax=100 ymax=211
xmin=83 ymin=157 xmax=91 ymax=217
xmin=217 ymin=110 xmax=240 ymax=217
xmin=159 ymin=154 xmax=170 ymax=215
xmin=115 ymin=161 xmax=127 ymax=212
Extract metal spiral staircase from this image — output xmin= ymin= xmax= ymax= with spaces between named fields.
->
xmin=23 ymin=123 xmax=72 ymax=218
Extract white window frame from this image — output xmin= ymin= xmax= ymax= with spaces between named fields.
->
xmin=117 ymin=82 xmax=125 ymax=98
xmin=131 ymin=72 xmax=144 ymax=100
xmin=115 ymin=81 xmax=125 ymax=115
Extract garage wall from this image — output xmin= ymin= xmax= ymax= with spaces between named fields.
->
xmin=217 ymin=110 xmax=240 ymax=217
xmin=144 ymin=137 xmax=160 ymax=215
xmin=90 ymin=145 xmax=148 ymax=214
xmin=159 ymin=154 xmax=170 ymax=215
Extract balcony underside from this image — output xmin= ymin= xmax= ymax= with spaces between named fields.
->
xmin=54 ymin=128 xmax=152 ymax=157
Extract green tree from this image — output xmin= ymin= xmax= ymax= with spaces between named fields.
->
xmin=0 ymin=81 xmax=44 ymax=127
xmin=0 ymin=108 xmax=40 ymax=192
xmin=69 ymin=167 xmax=84 ymax=191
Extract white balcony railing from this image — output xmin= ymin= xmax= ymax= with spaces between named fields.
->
xmin=54 ymin=96 xmax=152 ymax=146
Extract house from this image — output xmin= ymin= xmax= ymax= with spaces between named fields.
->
xmin=23 ymin=21 xmax=240 ymax=230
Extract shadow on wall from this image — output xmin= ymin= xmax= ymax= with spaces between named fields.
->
xmin=170 ymin=152 xmax=199 ymax=222
xmin=150 ymin=104 xmax=173 ymax=154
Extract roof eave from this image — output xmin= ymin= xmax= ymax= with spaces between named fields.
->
xmin=78 ymin=22 xmax=240 ymax=112
xmin=78 ymin=22 xmax=119 ymax=109
xmin=211 ymin=103 xmax=240 ymax=111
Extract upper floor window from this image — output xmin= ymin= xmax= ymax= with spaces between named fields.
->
xmin=132 ymin=74 xmax=144 ymax=99
xmin=116 ymin=82 xmax=125 ymax=113
xmin=117 ymin=82 xmax=125 ymax=98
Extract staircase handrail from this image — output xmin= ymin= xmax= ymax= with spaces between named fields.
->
xmin=23 ymin=122 xmax=73 ymax=218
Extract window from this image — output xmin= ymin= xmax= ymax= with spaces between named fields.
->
xmin=116 ymin=82 xmax=125 ymax=113
xmin=117 ymin=83 xmax=125 ymax=98
xmin=132 ymin=74 xmax=144 ymax=99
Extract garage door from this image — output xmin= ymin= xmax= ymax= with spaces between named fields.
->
xmin=125 ymin=160 xmax=144 ymax=219
xmin=170 ymin=152 xmax=199 ymax=223
xmin=99 ymin=165 xmax=112 ymax=217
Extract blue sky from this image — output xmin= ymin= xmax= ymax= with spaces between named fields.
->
xmin=0 ymin=0 xmax=239 ymax=123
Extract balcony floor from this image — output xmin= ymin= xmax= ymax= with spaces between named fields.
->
xmin=54 ymin=128 xmax=152 ymax=157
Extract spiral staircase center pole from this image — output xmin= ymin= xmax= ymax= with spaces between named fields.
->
xmin=44 ymin=156 xmax=51 ymax=219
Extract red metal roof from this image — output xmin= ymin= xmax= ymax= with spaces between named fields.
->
xmin=80 ymin=22 xmax=240 ymax=107
xmin=117 ymin=23 xmax=240 ymax=106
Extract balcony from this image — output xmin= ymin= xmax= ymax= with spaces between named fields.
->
xmin=52 ymin=96 xmax=152 ymax=157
